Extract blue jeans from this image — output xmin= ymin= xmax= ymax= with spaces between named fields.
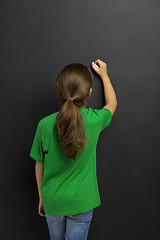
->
xmin=45 ymin=208 xmax=94 ymax=240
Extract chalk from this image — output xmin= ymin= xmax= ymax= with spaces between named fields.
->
xmin=92 ymin=62 xmax=99 ymax=69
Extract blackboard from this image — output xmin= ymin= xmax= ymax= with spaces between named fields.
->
xmin=1 ymin=0 xmax=160 ymax=239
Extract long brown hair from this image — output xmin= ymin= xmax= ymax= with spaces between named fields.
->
xmin=55 ymin=63 xmax=93 ymax=161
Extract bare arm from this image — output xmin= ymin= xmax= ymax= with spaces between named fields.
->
xmin=92 ymin=59 xmax=117 ymax=116
xmin=102 ymin=74 xmax=117 ymax=116
xmin=35 ymin=161 xmax=44 ymax=200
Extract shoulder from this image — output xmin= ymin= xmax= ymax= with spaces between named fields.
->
xmin=88 ymin=107 xmax=112 ymax=117
xmin=88 ymin=107 xmax=112 ymax=131
xmin=37 ymin=111 xmax=58 ymax=128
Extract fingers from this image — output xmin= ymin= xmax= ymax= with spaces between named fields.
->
xmin=95 ymin=59 xmax=107 ymax=67
xmin=38 ymin=206 xmax=46 ymax=217
xmin=39 ymin=211 xmax=46 ymax=217
xmin=91 ymin=62 xmax=98 ymax=70
xmin=94 ymin=59 xmax=101 ymax=66
xmin=91 ymin=59 xmax=107 ymax=78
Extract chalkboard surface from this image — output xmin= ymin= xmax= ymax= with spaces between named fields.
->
xmin=1 ymin=0 xmax=160 ymax=239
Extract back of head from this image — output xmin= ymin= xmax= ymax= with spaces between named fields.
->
xmin=55 ymin=63 xmax=93 ymax=161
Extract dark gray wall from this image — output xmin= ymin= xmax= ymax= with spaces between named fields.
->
xmin=1 ymin=0 xmax=160 ymax=239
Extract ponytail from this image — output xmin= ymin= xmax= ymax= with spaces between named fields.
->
xmin=55 ymin=63 xmax=93 ymax=161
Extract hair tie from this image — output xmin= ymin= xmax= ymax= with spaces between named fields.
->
xmin=66 ymin=98 xmax=74 ymax=101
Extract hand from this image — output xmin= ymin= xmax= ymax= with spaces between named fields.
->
xmin=91 ymin=59 xmax=108 ymax=78
xmin=38 ymin=198 xmax=46 ymax=217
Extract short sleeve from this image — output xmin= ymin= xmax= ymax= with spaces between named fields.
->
xmin=91 ymin=108 xmax=112 ymax=132
xmin=29 ymin=123 xmax=44 ymax=163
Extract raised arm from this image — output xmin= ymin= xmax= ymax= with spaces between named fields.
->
xmin=101 ymin=74 xmax=117 ymax=116
xmin=92 ymin=59 xmax=117 ymax=116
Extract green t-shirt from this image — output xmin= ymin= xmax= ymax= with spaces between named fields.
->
xmin=29 ymin=107 xmax=112 ymax=216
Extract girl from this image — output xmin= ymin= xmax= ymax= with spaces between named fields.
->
xmin=30 ymin=59 xmax=117 ymax=240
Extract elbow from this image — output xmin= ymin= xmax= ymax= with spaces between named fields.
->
xmin=115 ymin=97 xmax=118 ymax=108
